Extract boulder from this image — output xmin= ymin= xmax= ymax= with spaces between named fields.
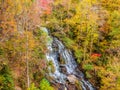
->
xmin=67 ymin=75 xmax=78 ymax=84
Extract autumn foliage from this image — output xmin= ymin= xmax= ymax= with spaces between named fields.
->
xmin=0 ymin=0 xmax=120 ymax=90
xmin=91 ymin=53 xmax=101 ymax=58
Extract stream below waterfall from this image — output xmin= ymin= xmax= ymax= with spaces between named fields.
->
xmin=41 ymin=27 xmax=95 ymax=90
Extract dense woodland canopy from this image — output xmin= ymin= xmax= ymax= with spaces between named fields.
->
xmin=0 ymin=0 xmax=120 ymax=90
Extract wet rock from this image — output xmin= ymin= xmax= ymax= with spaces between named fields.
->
xmin=58 ymin=54 xmax=65 ymax=64
xmin=66 ymin=83 xmax=78 ymax=90
xmin=60 ymin=65 xmax=67 ymax=74
xmin=58 ymin=84 xmax=67 ymax=90
xmin=67 ymin=75 xmax=78 ymax=84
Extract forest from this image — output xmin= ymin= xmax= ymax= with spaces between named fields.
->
xmin=0 ymin=0 xmax=120 ymax=90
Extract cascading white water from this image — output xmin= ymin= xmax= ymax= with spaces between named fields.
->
xmin=54 ymin=38 xmax=77 ymax=74
xmin=41 ymin=27 xmax=95 ymax=90
xmin=46 ymin=38 xmax=67 ymax=84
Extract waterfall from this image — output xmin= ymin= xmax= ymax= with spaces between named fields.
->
xmin=41 ymin=27 xmax=95 ymax=90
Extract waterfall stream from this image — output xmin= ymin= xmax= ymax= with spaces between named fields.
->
xmin=41 ymin=27 xmax=95 ymax=90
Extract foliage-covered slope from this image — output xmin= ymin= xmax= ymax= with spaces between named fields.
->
xmin=0 ymin=0 xmax=120 ymax=90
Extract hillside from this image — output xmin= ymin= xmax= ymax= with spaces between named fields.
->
xmin=0 ymin=0 xmax=120 ymax=90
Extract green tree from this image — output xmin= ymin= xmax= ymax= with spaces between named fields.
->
xmin=39 ymin=78 xmax=54 ymax=90
xmin=0 ymin=65 xmax=14 ymax=90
